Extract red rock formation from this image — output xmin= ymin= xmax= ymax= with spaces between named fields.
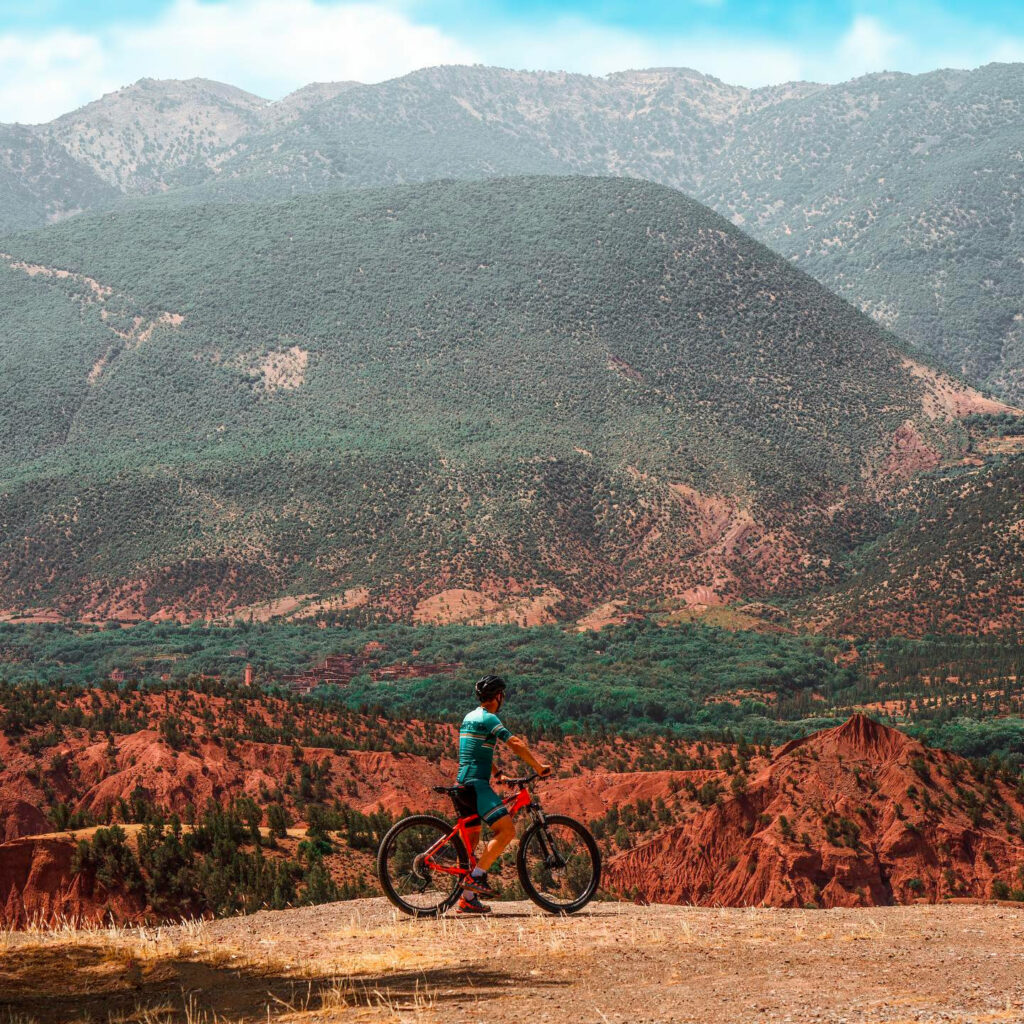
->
xmin=880 ymin=421 xmax=942 ymax=482
xmin=0 ymin=834 xmax=145 ymax=928
xmin=0 ymin=689 xmax=735 ymax=846
xmin=4 ymin=692 xmax=1022 ymax=919
xmin=605 ymin=715 xmax=1024 ymax=907
xmin=0 ymin=799 xmax=49 ymax=843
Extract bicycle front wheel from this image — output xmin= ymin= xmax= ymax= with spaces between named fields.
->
xmin=516 ymin=814 xmax=601 ymax=914
xmin=377 ymin=814 xmax=468 ymax=917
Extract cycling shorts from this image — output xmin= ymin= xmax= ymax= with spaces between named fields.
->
xmin=453 ymin=779 xmax=509 ymax=826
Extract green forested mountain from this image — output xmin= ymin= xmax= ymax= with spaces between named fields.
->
xmin=207 ymin=63 xmax=1024 ymax=400
xmin=0 ymin=176 xmax=979 ymax=622
xmin=2 ymin=64 xmax=1020 ymax=400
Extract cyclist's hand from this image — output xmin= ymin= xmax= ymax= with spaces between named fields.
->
xmin=538 ymin=763 xmax=553 ymax=778
xmin=494 ymin=772 xmax=509 ymax=784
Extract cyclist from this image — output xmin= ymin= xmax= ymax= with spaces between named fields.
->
xmin=453 ymin=674 xmax=551 ymax=915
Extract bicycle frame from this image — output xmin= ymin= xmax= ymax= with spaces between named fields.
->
xmin=422 ymin=783 xmax=542 ymax=878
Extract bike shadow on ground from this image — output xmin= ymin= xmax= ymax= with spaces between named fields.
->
xmin=493 ymin=907 xmax=604 ymax=918
xmin=0 ymin=943 xmax=569 ymax=1023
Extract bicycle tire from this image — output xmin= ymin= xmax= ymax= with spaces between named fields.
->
xmin=377 ymin=814 xmax=469 ymax=917
xmin=516 ymin=814 xmax=601 ymax=914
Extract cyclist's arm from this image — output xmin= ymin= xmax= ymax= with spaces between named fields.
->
xmin=505 ymin=735 xmax=552 ymax=777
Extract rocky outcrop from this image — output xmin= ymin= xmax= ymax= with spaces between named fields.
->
xmin=0 ymin=799 xmax=49 ymax=843
xmin=0 ymin=834 xmax=145 ymax=927
xmin=4 ymin=698 xmax=1023 ymax=918
xmin=606 ymin=716 xmax=1024 ymax=907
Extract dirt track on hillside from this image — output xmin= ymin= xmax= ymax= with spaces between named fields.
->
xmin=3 ymin=898 xmax=1024 ymax=1023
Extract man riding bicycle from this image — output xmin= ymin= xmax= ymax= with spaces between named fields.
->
xmin=453 ymin=675 xmax=551 ymax=915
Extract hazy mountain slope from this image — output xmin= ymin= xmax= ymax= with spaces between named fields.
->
xmin=702 ymin=64 xmax=1024 ymax=399
xmin=39 ymin=77 xmax=269 ymax=194
xmin=176 ymin=64 xmax=1024 ymax=402
xmin=0 ymin=125 xmax=120 ymax=233
xmin=262 ymin=81 xmax=368 ymax=128
xmin=207 ymin=67 xmax=582 ymax=194
xmin=6 ymin=65 xmax=1018 ymax=398
xmin=205 ymin=65 xmax=807 ymax=198
xmin=0 ymin=176 xmax=988 ymax=622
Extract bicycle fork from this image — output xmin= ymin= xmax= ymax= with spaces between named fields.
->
xmin=527 ymin=804 xmax=567 ymax=871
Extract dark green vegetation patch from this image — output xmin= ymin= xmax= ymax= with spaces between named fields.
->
xmin=3 ymin=618 xmax=1023 ymax=764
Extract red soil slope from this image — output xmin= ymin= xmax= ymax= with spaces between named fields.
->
xmin=0 ymin=689 xmax=710 ymax=838
xmin=0 ymin=686 xmax=724 ymax=924
xmin=605 ymin=715 xmax=1024 ymax=907
xmin=0 ymin=833 xmax=145 ymax=927
xmin=2 ymin=690 xmax=1022 ymax=922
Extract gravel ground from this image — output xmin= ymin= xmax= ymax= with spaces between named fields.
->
xmin=3 ymin=898 xmax=1024 ymax=1023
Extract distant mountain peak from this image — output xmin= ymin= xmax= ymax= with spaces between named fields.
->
xmin=53 ymin=76 xmax=269 ymax=122
xmin=38 ymin=75 xmax=269 ymax=192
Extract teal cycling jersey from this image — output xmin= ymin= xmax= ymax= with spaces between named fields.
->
xmin=457 ymin=707 xmax=512 ymax=783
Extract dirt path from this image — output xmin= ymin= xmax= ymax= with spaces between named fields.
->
xmin=3 ymin=899 xmax=1024 ymax=1023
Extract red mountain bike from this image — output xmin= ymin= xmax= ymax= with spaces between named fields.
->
xmin=377 ymin=773 xmax=601 ymax=916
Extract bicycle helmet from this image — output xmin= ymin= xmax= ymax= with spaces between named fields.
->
xmin=475 ymin=674 xmax=507 ymax=702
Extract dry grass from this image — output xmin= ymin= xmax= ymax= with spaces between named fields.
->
xmin=3 ymin=900 xmax=1024 ymax=1024
xmin=1 ymin=914 xmax=210 ymax=959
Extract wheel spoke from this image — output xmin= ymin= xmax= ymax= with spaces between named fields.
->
xmin=379 ymin=817 xmax=465 ymax=916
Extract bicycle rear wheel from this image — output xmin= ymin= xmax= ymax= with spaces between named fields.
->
xmin=516 ymin=814 xmax=601 ymax=914
xmin=377 ymin=814 xmax=468 ymax=917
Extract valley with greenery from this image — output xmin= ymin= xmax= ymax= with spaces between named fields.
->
xmin=3 ymin=617 xmax=1023 ymax=764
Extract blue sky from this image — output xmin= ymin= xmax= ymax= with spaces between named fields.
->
xmin=0 ymin=0 xmax=1021 ymax=123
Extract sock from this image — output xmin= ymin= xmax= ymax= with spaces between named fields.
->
xmin=471 ymin=866 xmax=486 ymax=879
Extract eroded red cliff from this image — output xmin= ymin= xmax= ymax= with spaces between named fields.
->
xmin=605 ymin=715 xmax=1024 ymax=907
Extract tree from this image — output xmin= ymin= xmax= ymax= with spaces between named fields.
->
xmin=267 ymin=803 xmax=290 ymax=840
xmin=300 ymin=862 xmax=339 ymax=905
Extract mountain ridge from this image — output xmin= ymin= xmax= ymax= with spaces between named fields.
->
xmin=3 ymin=61 xmax=1020 ymax=400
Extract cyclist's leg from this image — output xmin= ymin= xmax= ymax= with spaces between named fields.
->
xmin=471 ymin=781 xmax=514 ymax=871
xmin=452 ymin=784 xmax=484 ymax=863
xmin=477 ymin=812 xmax=514 ymax=871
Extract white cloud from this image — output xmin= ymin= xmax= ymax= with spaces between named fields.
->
xmin=834 ymin=15 xmax=902 ymax=77
xmin=0 ymin=28 xmax=110 ymax=123
xmin=991 ymin=37 xmax=1024 ymax=63
xmin=473 ymin=11 xmax=1020 ymax=89
xmin=0 ymin=0 xmax=476 ymax=123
